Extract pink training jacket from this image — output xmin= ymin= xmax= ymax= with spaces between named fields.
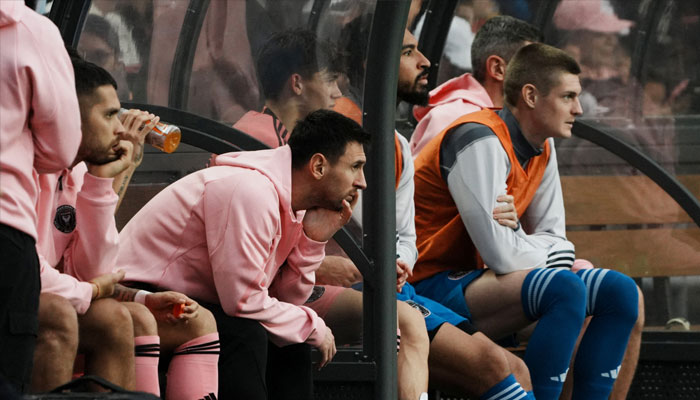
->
xmin=117 ymin=146 xmax=328 ymax=347
xmin=36 ymin=163 xmax=120 ymax=314
xmin=0 ymin=1 xmax=82 ymax=239
xmin=233 ymin=108 xmax=289 ymax=148
xmin=409 ymin=73 xmax=493 ymax=157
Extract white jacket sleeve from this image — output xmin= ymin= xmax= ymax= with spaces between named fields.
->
xmin=447 ymin=136 xmax=570 ymax=273
xmin=395 ymin=134 xmax=418 ymax=269
xmin=519 ymin=142 xmax=575 ymax=268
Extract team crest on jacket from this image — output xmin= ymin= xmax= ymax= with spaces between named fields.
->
xmin=448 ymin=271 xmax=469 ymax=280
xmin=54 ymin=205 xmax=76 ymax=233
xmin=404 ymin=300 xmax=431 ymax=318
xmin=305 ymin=286 xmax=325 ymax=303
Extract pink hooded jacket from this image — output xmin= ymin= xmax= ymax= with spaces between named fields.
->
xmin=409 ymin=73 xmax=493 ymax=157
xmin=0 ymin=1 xmax=82 ymax=239
xmin=117 ymin=146 xmax=328 ymax=347
xmin=233 ymin=109 xmax=288 ymax=148
xmin=36 ymin=163 xmax=120 ymax=314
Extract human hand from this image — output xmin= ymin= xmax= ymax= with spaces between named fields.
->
xmin=90 ymin=270 xmax=126 ymax=300
xmin=315 ymin=328 xmax=337 ymax=370
xmin=145 ymin=291 xmax=199 ymax=323
xmin=303 ymin=197 xmax=355 ymax=242
xmin=119 ymin=109 xmax=159 ymax=168
xmin=571 ymin=259 xmax=594 ymax=272
xmin=396 ymin=259 xmax=411 ymax=292
xmin=316 ymin=255 xmax=363 ymax=287
xmin=207 ymin=153 xmax=218 ymax=168
xmin=86 ymin=140 xmax=134 ymax=178
xmin=493 ymin=194 xmax=519 ymax=229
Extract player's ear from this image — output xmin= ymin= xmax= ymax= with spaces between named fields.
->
xmin=291 ymin=73 xmax=304 ymax=96
xmin=522 ymin=84 xmax=538 ymax=109
xmin=486 ymin=55 xmax=507 ymax=82
xmin=309 ymin=153 xmax=327 ymax=180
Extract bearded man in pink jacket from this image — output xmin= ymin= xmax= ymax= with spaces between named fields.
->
xmin=0 ymin=2 xmax=82 ymax=391
xmin=31 ymin=56 xmax=220 ymax=399
xmin=117 ymin=109 xmax=369 ymax=399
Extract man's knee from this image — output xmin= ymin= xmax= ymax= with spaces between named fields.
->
xmin=397 ymin=302 xmax=429 ymax=353
xmin=524 ymin=268 xmax=586 ymax=320
xmin=471 ymin=333 xmax=511 ymax=378
xmin=398 ymin=303 xmax=429 ymax=341
xmin=122 ymin=302 xmax=157 ymax=337
xmin=584 ymin=270 xmax=639 ymax=325
xmin=186 ymin=306 xmax=218 ymax=338
xmin=37 ymin=293 xmax=79 ymax=353
xmin=634 ymin=285 xmax=645 ymax=330
xmin=80 ymin=298 xmax=133 ymax=350
xmin=504 ymin=350 xmax=530 ymax=388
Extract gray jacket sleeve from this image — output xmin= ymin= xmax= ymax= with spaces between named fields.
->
xmin=446 ymin=136 xmax=574 ymax=274
xmin=519 ymin=141 xmax=575 ymax=268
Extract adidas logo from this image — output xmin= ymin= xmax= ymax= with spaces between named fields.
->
xmin=549 ymin=368 xmax=569 ymax=382
xmin=601 ymin=365 xmax=621 ymax=379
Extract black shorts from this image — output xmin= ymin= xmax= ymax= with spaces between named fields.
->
xmin=0 ymin=224 xmax=40 ymax=392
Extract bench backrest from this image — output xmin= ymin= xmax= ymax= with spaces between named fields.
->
xmin=562 ymin=174 xmax=700 ymax=277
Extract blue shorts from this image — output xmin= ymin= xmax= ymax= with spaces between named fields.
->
xmin=397 ymin=282 xmax=467 ymax=333
xmin=412 ymin=269 xmax=486 ymax=321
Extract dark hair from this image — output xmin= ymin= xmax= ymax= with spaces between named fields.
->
xmin=504 ymin=43 xmax=581 ymax=106
xmin=82 ymin=14 xmax=120 ymax=55
xmin=65 ymin=46 xmax=82 ymax=61
xmin=257 ymin=29 xmax=342 ymax=101
xmin=338 ymin=16 xmax=369 ymax=89
xmin=289 ymin=109 xmax=370 ymax=169
xmin=471 ymin=16 xmax=542 ymax=83
xmin=71 ymin=56 xmax=118 ymax=98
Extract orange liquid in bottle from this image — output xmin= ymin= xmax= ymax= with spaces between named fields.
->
xmin=147 ymin=122 xmax=181 ymax=153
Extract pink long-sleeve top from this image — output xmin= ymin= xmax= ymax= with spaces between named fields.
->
xmin=233 ymin=108 xmax=288 ymax=148
xmin=36 ymin=163 xmax=119 ymax=314
xmin=409 ymin=73 xmax=493 ymax=157
xmin=117 ymin=146 xmax=328 ymax=347
xmin=0 ymin=1 xmax=82 ymax=239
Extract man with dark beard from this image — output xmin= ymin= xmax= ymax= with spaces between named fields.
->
xmin=390 ymin=30 xmax=534 ymax=400
xmin=31 ymin=57 xmax=220 ymax=397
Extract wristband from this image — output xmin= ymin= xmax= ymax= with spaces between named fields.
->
xmin=134 ymin=290 xmax=152 ymax=305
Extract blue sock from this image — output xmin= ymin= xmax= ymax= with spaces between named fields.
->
xmin=479 ymin=374 xmax=530 ymax=400
xmin=520 ymin=268 xmax=587 ymax=400
xmin=572 ymin=269 xmax=638 ymax=400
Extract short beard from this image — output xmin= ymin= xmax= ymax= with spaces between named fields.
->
xmin=400 ymin=88 xmax=429 ymax=106
xmin=83 ymin=149 xmax=119 ymax=166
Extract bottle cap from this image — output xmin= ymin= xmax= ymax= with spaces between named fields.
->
xmin=173 ymin=303 xmax=186 ymax=318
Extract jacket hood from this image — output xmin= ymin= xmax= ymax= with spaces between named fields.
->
xmin=413 ymin=73 xmax=493 ymax=121
xmin=212 ymin=146 xmax=295 ymax=215
xmin=0 ymin=1 xmax=24 ymax=27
